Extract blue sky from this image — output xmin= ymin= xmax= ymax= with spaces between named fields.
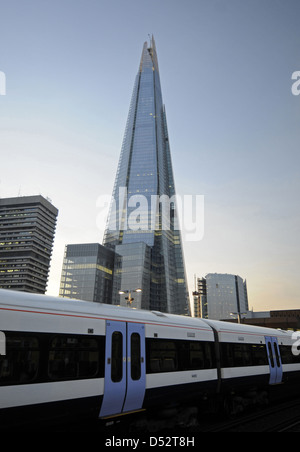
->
xmin=0 ymin=0 xmax=299 ymax=312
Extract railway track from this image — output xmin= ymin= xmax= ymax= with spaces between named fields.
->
xmin=51 ymin=397 xmax=300 ymax=432
xmin=199 ymin=398 xmax=300 ymax=432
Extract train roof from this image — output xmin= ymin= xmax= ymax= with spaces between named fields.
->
xmin=0 ymin=289 xmax=292 ymax=339
xmin=202 ymin=318 xmax=292 ymax=339
xmin=0 ymin=289 xmax=212 ymax=331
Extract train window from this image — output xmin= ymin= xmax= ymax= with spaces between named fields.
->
xmin=131 ymin=333 xmax=141 ymax=381
xmin=221 ymin=344 xmax=233 ymax=368
xmin=146 ymin=339 xmax=216 ymax=374
xmin=0 ymin=334 xmax=39 ymax=385
xmin=280 ymin=345 xmax=292 ymax=364
xmin=180 ymin=342 xmax=215 ymax=371
xmin=221 ymin=343 xmax=268 ymax=368
xmin=187 ymin=342 xmax=205 ymax=370
xmin=111 ymin=332 xmax=123 ymax=383
xmin=233 ymin=344 xmax=251 ymax=367
xmin=147 ymin=339 xmax=178 ymax=373
xmin=251 ymin=345 xmax=268 ymax=366
xmin=280 ymin=345 xmax=300 ymax=365
xmin=205 ymin=342 xmax=216 ymax=368
xmin=48 ymin=335 xmax=99 ymax=380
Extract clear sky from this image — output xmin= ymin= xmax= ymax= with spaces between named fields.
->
xmin=0 ymin=0 xmax=299 ymax=312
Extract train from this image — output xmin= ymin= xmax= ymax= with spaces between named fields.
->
xmin=0 ymin=288 xmax=300 ymax=430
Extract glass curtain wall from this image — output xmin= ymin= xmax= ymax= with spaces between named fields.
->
xmin=104 ymin=37 xmax=190 ymax=315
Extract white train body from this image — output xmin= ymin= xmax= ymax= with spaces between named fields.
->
xmin=0 ymin=289 xmax=299 ymax=427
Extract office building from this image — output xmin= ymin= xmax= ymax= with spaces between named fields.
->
xmin=0 ymin=195 xmax=58 ymax=294
xmin=194 ymin=273 xmax=249 ymax=321
xmin=103 ymin=36 xmax=190 ymax=315
xmin=59 ymin=243 xmax=115 ymax=304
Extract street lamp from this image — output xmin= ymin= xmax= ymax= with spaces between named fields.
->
xmin=119 ymin=288 xmax=142 ymax=306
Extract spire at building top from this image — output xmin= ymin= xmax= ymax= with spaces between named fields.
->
xmin=139 ymin=35 xmax=159 ymax=73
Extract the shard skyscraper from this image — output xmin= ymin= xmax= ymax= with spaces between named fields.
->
xmin=104 ymin=37 xmax=190 ymax=315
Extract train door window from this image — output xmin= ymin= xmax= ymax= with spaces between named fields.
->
xmin=268 ymin=342 xmax=275 ymax=368
xmin=111 ymin=332 xmax=123 ymax=383
xmin=0 ymin=334 xmax=39 ymax=385
xmin=131 ymin=333 xmax=141 ymax=381
xmin=274 ymin=342 xmax=281 ymax=367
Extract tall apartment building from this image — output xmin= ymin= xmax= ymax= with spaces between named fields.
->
xmin=194 ymin=273 xmax=249 ymax=321
xmin=0 ymin=195 xmax=58 ymax=294
xmin=59 ymin=243 xmax=115 ymax=304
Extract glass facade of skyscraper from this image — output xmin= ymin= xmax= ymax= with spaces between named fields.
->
xmin=59 ymin=243 xmax=115 ymax=304
xmin=104 ymin=37 xmax=190 ymax=315
xmin=113 ymin=242 xmax=151 ymax=310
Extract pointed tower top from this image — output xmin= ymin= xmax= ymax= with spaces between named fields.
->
xmin=147 ymin=34 xmax=156 ymax=50
xmin=139 ymin=35 xmax=159 ymax=73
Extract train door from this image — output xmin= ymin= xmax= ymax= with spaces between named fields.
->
xmin=99 ymin=320 xmax=146 ymax=418
xmin=123 ymin=322 xmax=146 ymax=413
xmin=265 ymin=336 xmax=283 ymax=385
xmin=100 ymin=321 xmax=127 ymax=417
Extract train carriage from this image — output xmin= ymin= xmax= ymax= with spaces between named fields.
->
xmin=0 ymin=289 xmax=217 ymax=427
xmin=0 ymin=289 xmax=300 ymax=429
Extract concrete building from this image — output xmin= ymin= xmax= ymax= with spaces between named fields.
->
xmin=0 ymin=195 xmax=58 ymax=294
